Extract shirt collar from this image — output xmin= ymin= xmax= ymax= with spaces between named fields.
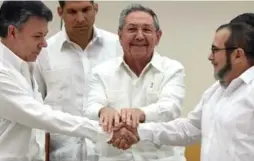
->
xmin=150 ymin=52 xmax=164 ymax=72
xmin=117 ymin=51 xmax=164 ymax=73
xmin=239 ymin=66 xmax=254 ymax=84
xmin=59 ymin=25 xmax=103 ymax=50
xmin=0 ymin=42 xmax=35 ymax=75
xmin=0 ymin=42 xmax=24 ymax=73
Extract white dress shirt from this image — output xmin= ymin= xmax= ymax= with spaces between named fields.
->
xmin=0 ymin=42 xmax=109 ymax=161
xmin=84 ymin=53 xmax=186 ymax=161
xmin=35 ymin=26 xmax=122 ymax=161
xmin=138 ymin=66 xmax=254 ymax=161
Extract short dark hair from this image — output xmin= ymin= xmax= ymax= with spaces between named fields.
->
xmin=217 ymin=23 xmax=254 ymax=65
xmin=58 ymin=0 xmax=94 ymax=8
xmin=0 ymin=1 xmax=53 ymax=38
xmin=230 ymin=13 xmax=254 ymax=28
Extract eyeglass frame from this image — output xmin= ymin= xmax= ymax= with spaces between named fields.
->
xmin=211 ymin=46 xmax=238 ymax=54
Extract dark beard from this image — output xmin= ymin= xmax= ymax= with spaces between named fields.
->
xmin=214 ymin=53 xmax=232 ymax=82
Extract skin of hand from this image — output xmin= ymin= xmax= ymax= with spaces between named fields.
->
xmin=108 ymin=123 xmax=139 ymax=150
xmin=120 ymin=108 xmax=146 ymax=128
xmin=99 ymin=107 xmax=120 ymax=132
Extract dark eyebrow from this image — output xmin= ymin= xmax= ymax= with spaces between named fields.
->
xmin=35 ymin=31 xmax=48 ymax=36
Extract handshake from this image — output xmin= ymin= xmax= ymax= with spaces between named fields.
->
xmin=98 ymin=107 xmax=145 ymax=150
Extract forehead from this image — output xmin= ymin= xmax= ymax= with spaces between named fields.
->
xmin=20 ymin=16 xmax=48 ymax=34
xmin=213 ymin=28 xmax=231 ymax=47
xmin=125 ymin=11 xmax=154 ymax=27
xmin=64 ymin=1 xmax=93 ymax=10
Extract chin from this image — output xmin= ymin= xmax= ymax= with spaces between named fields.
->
xmin=27 ymin=56 xmax=38 ymax=62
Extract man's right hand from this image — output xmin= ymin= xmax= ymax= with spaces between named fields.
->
xmin=99 ymin=107 xmax=120 ymax=132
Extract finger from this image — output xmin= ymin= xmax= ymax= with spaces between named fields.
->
xmin=119 ymin=139 xmax=130 ymax=150
xmin=132 ymin=114 xmax=138 ymax=128
xmin=121 ymin=109 xmax=127 ymax=123
xmin=108 ymin=114 xmax=114 ymax=133
xmin=125 ymin=130 xmax=138 ymax=144
xmin=103 ymin=116 xmax=109 ymax=132
xmin=126 ymin=110 xmax=132 ymax=126
xmin=112 ymin=138 xmax=121 ymax=148
xmin=114 ymin=113 xmax=120 ymax=127
xmin=113 ymin=122 xmax=124 ymax=131
xmin=123 ymin=142 xmax=131 ymax=150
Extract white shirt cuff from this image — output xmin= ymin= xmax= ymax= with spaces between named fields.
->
xmin=84 ymin=103 xmax=104 ymax=120
xmin=140 ymin=105 xmax=158 ymax=122
xmin=138 ymin=123 xmax=153 ymax=142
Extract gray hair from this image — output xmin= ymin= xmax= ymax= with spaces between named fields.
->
xmin=0 ymin=1 xmax=53 ymax=38
xmin=118 ymin=4 xmax=160 ymax=31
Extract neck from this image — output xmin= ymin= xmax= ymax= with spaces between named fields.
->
xmin=1 ymin=39 xmax=15 ymax=55
xmin=66 ymin=27 xmax=93 ymax=50
xmin=124 ymin=54 xmax=152 ymax=77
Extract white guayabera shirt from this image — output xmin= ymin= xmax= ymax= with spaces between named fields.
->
xmin=138 ymin=66 xmax=254 ymax=161
xmin=35 ymin=26 xmax=123 ymax=161
xmin=0 ymin=42 xmax=110 ymax=161
xmin=84 ymin=53 xmax=186 ymax=161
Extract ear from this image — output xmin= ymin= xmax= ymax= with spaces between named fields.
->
xmin=7 ymin=25 xmax=17 ymax=39
xmin=155 ymin=30 xmax=162 ymax=45
xmin=233 ymin=48 xmax=245 ymax=63
xmin=57 ymin=6 xmax=63 ymax=17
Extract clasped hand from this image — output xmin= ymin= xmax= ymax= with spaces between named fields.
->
xmin=98 ymin=107 xmax=145 ymax=150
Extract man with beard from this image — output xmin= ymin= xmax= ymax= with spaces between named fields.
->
xmin=129 ymin=22 xmax=254 ymax=161
xmin=35 ymin=1 xmax=123 ymax=161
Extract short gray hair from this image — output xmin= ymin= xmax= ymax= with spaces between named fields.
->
xmin=118 ymin=4 xmax=160 ymax=31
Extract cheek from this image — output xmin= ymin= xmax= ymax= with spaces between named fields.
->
xmin=150 ymin=36 xmax=158 ymax=45
xmin=146 ymin=36 xmax=157 ymax=50
xmin=88 ymin=14 xmax=96 ymax=22
xmin=26 ymin=40 xmax=39 ymax=51
xmin=215 ymin=55 xmax=227 ymax=68
xmin=120 ymin=37 xmax=132 ymax=47
xmin=64 ymin=16 xmax=76 ymax=25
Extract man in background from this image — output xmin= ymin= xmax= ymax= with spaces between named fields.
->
xmin=35 ymin=1 xmax=123 ymax=161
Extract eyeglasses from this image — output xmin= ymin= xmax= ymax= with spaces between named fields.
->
xmin=211 ymin=47 xmax=238 ymax=54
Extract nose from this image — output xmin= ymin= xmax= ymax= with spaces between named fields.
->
xmin=208 ymin=52 xmax=213 ymax=61
xmin=77 ymin=12 xmax=85 ymax=23
xmin=39 ymin=39 xmax=47 ymax=48
xmin=135 ymin=29 xmax=145 ymax=40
